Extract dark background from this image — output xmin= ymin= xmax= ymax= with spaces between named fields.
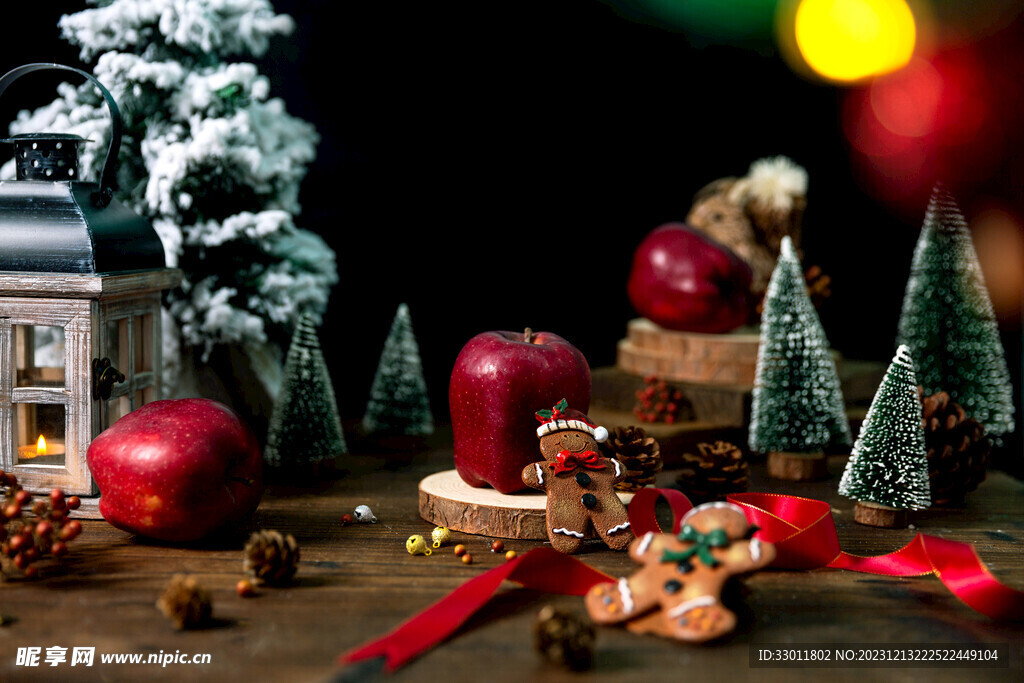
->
xmin=1 ymin=2 xmax=1022 ymax=465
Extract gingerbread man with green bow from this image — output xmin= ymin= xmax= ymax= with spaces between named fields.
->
xmin=521 ymin=399 xmax=634 ymax=554
xmin=584 ymin=501 xmax=775 ymax=642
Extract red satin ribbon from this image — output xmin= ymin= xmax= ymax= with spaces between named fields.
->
xmin=341 ymin=547 xmax=613 ymax=672
xmin=550 ymin=449 xmax=604 ymax=474
xmin=727 ymin=492 xmax=1024 ymax=621
xmin=340 ymin=488 xmax=1022 ymax=673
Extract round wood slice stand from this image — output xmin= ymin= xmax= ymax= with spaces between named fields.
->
xmin=853 ymin=500 xmax=908 ymax=528
xmin=616 ymin=318 xmax=760 ymax=385
xmin=418 ymin=469 xmax=634 ymax=540
xmin=767 ymin=451 xmax=828 ymax=481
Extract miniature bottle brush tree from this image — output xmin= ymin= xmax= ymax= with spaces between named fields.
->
xmin=748 ymin=236 xmax=851 ymax=480
xmin=839 ymin=345 xmax=931 ymax=527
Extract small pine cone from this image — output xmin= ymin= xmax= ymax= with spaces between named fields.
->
xmin=534 ymin=606 xmax=595 ymax=671
xmin=157 ymin=575 xmax=212 ymax=630
xmin=601 ymin=426 xmax=663 ymax=492
xmin=920 ymin=390 xmax=990 ymax=506
xmin=244 ymin=530 xmax=300 ymax=586
xmin=676 ymin=441 xmax=749 ymax=504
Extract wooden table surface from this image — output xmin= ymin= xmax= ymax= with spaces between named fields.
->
xmin=2 ymin=428 xmax=1023 ymax=682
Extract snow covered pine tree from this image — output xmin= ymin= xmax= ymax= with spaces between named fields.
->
xmin=5 ymin=0 xmax=337 ymax=404
xmin=748 ymin=236 xmax=851 ymax=480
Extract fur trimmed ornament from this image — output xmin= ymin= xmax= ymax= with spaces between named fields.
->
xmin=600 ymin=426 xmax=663 ymax=492
xmin=244 ymin=529 xmax=300 ymax=586
xmin=687 ymin=156 xmax=808 ymax=295
xmin=676 ymin=441 xmax=750 ymax=504
xmin=157 ymin=575 xmax=212 ymax=630
xmin=920 ymin=390 xmax=990 ymax=506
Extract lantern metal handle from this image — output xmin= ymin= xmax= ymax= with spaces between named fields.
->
xmin=0 ymin=63 xmax=122 ymax=209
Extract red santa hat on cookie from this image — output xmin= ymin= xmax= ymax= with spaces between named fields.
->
xmin=535 ymin=398 xmax=608 ymax=443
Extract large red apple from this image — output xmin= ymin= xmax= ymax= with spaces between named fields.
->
xmin=87 ymin=398 xmax=263 ymax=542
xmin=450 ymin=329 xmax=591 ymax=493
xmin=627 ymin=222 xmax=753 ymax=333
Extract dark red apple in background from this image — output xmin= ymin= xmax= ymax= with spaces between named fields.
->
xmin=451 ymin=329 xmax=591 ymax=494
xmin=87 ymin=399 xmax=263 ymax=542
xmin=627 ymin=222 xmax=753 ymax=333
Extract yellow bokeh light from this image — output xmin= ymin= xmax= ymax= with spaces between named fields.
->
xmin=795 ymin=0 xmax=916 ymax=82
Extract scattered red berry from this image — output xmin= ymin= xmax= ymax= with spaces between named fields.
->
xmin=461 ymin=553 xmax=473 ymax=565
xmin=505 ymin=550 xmax=517 ymax=561
xmin=341 ymin=513 xmax=353 ymax=526
xmin=453 ymin=544 xmax=466 ymax=557
xmin=236 ymin=579 xmax=256 ymax=597
xmin=490 ymin=540 xmax=504 ymax=553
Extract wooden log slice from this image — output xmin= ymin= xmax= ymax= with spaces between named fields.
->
xmin=418 ymin=469 xmax=634 ymax=540
xmin=767 ymin=451 xmax=828 ymax=481
xmin=616 ymin=319 xmax=760 ymax=385
xmin=853 ymin=500 xmax=908 ymax=528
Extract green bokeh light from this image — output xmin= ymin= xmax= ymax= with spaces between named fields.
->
xmin=608 ymin=0 xmax=780 ymax=44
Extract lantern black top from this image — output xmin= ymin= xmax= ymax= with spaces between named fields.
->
xmin=0 ymin=64 xmax=166 ymax=275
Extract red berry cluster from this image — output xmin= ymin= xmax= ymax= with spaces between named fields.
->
xmin=633 ymin=375 xmax=684 ymax=424
xmin=0 ymin=469 xmax=81 ymax=579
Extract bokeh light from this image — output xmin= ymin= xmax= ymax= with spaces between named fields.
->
xmin=794 ymin=0 xmax=916 ymax=81
xmin=973 ymin=207 xmax=1024 ymax=323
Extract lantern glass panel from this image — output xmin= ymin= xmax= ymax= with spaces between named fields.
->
xmin=15 ymin=403 xmax=66 ymax=467
xmin=15 ymin=325 xmax=65 ymax=387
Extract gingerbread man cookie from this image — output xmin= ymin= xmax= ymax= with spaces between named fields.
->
xmin=584 ymin=501 xmax=775 ymax=642
xmin=522 ymin=399 xmax=634 ymax=554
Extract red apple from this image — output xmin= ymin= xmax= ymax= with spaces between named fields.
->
xmin=87 ymin=398 xmax=263 ymax=542
xmin=450 ymin=329 xmax=591 ymax=493
xmin=627 ymin=222 xmax=753 ymax=333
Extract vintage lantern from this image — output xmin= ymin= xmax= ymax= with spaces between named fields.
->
xmin=0 ymin=64 xmax=181 ymax=510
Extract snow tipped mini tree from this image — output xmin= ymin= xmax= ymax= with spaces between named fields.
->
xmin=839 ymin=345 xmax=930 ymax=526
xmin=264 ymin=311 xmax=346 ymax=473
xmin=5 ymin=1 xmax=337 ymax=400
xmin=897 ymin=184 xmax=1014 ymax=440
xmin=749 ymin=236 xmax=851 ymax=480
xmin=363 ymin=304 xmax=434 ymax=439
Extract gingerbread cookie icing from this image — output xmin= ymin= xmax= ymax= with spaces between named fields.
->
xmin=522 ymin=399 xmax=635 ymax=554
xmin=584 ymin=501 xmax=775 ymax=642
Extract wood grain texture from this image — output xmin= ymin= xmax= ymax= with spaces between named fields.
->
xmin=418 ymin=469 xmax=633 ymax=539
xmin=616 ymin=319 xmax=760 ymax=385
xmin=0 ymin=430 xmax=1021 ymax=683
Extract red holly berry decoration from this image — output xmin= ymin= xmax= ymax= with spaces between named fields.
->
xmin=0 ymin=470 xmax=80 ymax=578
xmin=633 ymin=376 xmax=687 ymax=424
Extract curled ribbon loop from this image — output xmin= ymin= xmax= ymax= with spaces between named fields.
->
xmin=727 ymin=492 xmax=1024 ymax=621
xmin=550 ymin=449 xmax=604 ymax=474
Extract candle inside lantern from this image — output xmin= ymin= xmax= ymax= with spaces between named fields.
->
xmin=17 ymin=434 xmax=66 ymax=461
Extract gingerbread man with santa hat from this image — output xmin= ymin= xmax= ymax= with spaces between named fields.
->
xmin=522 ymin=399 xmax=635 ymax=554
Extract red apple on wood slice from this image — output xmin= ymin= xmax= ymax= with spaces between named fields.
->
xmin=87 ymin=398 xmax=263 ymax=542
xmin=627 ymin=222 xmax=753 ymax=333
xmin=450 ymin=328 xmax=591 ymax=493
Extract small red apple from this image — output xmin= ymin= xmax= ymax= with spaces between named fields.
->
xmin=627 ymin=222 xmax=753 ymax=333
xmin=87 ymin=398 xmax=263 ymax=542
xmin=450 ymin=329 xmax=591 ymax=494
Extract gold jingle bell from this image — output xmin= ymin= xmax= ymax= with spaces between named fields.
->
xmin=431 ymin=526 xmax=451 ymax=548
xmin=406 ymin=535 xmax=432 ymax=556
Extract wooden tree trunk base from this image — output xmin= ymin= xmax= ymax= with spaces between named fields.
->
xmin=854 ymin=500 xmax=908 ymax=528
xmin=418 ymin=469 xmax=634 ymax=540
xmin=767 ymin=451 xmax=828 ymax=481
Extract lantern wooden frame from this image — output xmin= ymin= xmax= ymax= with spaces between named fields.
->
xmin=0 ymin=270 xmax=180 ymax=500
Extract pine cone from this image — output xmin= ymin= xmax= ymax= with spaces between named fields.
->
xmin=920 ymin=390 xmax=990 ymax=506
xmin=676 ymin=441 xmax=749 ymax=504
xmin=244 ymin=530 xmax=300 ymax=586
xmin=534 ymin=605 xmax=595 ymax=671
xmin=157 ymin=575 xmax=212 ymax=630
xmin=601 ymin=426 xmax=663 ymax=492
